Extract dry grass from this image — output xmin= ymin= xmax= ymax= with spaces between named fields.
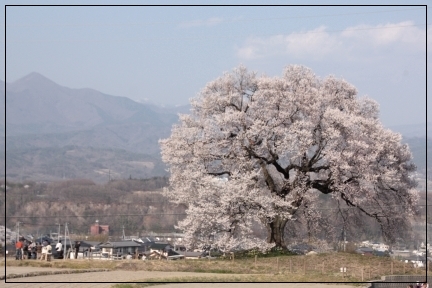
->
xmin=5 ymin=258 xmax=117 ymax=270
xmin=5 ymin=252 xmax=428 ymax=283
xmin=112 ymin=273 xmax=365 ymax=286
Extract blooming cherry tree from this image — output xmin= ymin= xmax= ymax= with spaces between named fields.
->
xmin=160 ymin=65 xmax=418 ymax=251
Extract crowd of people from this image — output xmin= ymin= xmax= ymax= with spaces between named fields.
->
xmin=14 ymin=237 xmax=81 ymax=261
xmin=14 ymin=237 xmax=52 ymax=260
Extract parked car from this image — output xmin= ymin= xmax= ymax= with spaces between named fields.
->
xmin=202 ymin=247 xmax=223 ymax=258
xmin=288 ymin=243 xmax=317 ymax=255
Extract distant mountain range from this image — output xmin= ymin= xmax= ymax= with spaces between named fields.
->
xmin=3 ymin=73 xmax=188 ymax=182
xmin=3 ymin=72 xmax=187 ymax=140
xmin=2 ymin=73 xmax=428 ymax=183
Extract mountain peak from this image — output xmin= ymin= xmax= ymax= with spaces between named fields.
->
xmin=21 ymin=71 xmax=48 ymax=79
xmin=7 ymin=72 xmax=61 ymax=92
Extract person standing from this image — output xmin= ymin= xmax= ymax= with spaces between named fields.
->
xmin=40 ymin=243 xmax=47 ymax=260
xmin=28 ymin=241 xmax=36 ymax=259
xmin=55 ymin=240 xmax=63 ymax=259
xmin=74 ymin=241 xmax=81 ymax=259
xmin=45 ymin=243 xmax=52 ymax=261
xmin=22 ymin=241 xmax=29 ymax=260
xmin=36 ymin=242 xmax=42 ymax=260
xmin=15 ymin=239 xmax=23 ymax=260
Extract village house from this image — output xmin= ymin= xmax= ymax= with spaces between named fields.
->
xmin=144 ymin=242 xmax=188 ymax=260
xmin=90 ymin=220 xmax=109 ymax=235
xmin=355 ymin=246 xmax=374 ymax=256
xmin=371 ymin=242 xmax=389 ymax=251
xmin=147 ymin=242 xmax=172 ymax=255
xmin=142 ymin=232 xmax=184 ymax=243
xmin=172 ymin=245 xmax=203 ymax=259
xmin=360 ymin=241 xmax=389 ymax=252
xmin=78 ymin=241 xmax=102 ymax=258
xmin=99 ymin=241 xmax=142 ymax=259
xmin=389 ymin=249 xmax=411 ymax=259
xmin=404 ymin=255 xmax=427 ymax=268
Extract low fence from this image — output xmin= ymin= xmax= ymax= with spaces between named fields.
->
xmin=236 ymin=254 xmax=429 ymax=282
xmin=67 ymin=249 xmax=112 ymax=260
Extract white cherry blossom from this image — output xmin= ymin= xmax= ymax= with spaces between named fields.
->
xmin=160 ymin=65 xmax=418 ymax=251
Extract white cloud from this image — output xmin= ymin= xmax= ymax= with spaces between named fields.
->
xmin=236 ymin=26 xmax=339 ymax=60
xmin=341 ymin=21 xmax=425 ymax=47
xmin=236 ymin=21 xmax=427 ymax=60
xmin=178 ymin=17 xmax=224 ymax=28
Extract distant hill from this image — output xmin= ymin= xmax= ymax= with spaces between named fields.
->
xmin=5 ymin=72 xmax=181 ymax=136
xmin=402 ymin=136 xmax=430 ymax=181
xmin=5 ymin=121 xmax=173 ymax=155
xmin=4 ymin=73 xmax=187 ymax=183
xmin=4 ymin=145 xmax=168 ymax=183
xmin=387 ymin=123 xmax=429 ymax=180
xmin=382 ymin=122 xmax=428 ymax=179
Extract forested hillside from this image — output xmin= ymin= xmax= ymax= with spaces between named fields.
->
xmin=3 ymin=177 xmax=186 ymax=237
xmin=2 ymin=176 xmax=427 ymax=245
xmin=5 ymin=146 xmax=167 ymax=183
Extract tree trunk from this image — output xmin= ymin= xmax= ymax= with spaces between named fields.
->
xmin=266 ymin=215 xmax=288 ymax=249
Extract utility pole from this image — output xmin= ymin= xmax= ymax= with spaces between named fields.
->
xmin=64 ymin=223 xmax=69 ymax=245
xmin=343 ymin=229 xmax=346 ymax=252
xmin=16 ymin=222 xmax=21 ymax=242
xmin=64 ymin=222 xmax=70 ymax=260
xmin=58 ymin=223 xmax=61 ymax=243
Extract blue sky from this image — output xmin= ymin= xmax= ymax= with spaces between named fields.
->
xmin=2 ymin=2 xmax=429 ymax=127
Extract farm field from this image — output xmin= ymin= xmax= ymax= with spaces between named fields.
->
xmin=3 ymin=252 xmax=428 ymax=284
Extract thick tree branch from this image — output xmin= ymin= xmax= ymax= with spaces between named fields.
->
xmin=310 ymin=181 xmax=333 ymax=194
xmin=207 ymin=171 xmax=232 ymax=176
xmin=308 ymin=165 xmax=330 ymax=172
xmin=340 ymin=192 xmax=383 ymax=219
xmin=260 ymin=161 xmax=277 ymax=194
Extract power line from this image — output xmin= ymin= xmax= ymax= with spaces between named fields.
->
xmin=6 ymin=199 xmax=428 ymax=206
xmin=3 ymin=213 xmax=187 ymax=219
xmin=3 ymin=7 xmax=425 ymax=28
xmin=3 ymin=204 xmax=430 ymax=219
xmin=3 ymin=22 xmax=429 ymax=43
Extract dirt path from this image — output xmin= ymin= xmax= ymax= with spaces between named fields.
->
xmin=3 ymin=266 xmax=370 ymax=288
